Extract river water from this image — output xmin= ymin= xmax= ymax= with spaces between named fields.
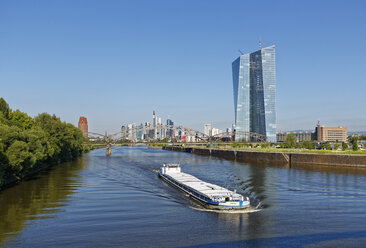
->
xmin=1 ymin=146 xmax=366 ymax=247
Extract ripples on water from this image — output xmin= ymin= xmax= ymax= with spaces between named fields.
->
xmin=1 ymin=146 xmax=366 ymax=247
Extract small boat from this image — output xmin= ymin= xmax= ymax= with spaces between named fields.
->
xmin=158 ymin=163 xmax=250 ymax=210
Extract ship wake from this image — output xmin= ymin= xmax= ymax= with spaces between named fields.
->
xmin=189 ymin=205 xmax=261 ymax=214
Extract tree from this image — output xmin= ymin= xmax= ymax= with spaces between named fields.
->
xmin=8 ymin=110 xmax=34 ymax=130
xmin=342 ymin=142 xmax=348 ymax=151
xmin=325 ymin=142 xmax=331 ymax=150
xmin=6 ymin=140 xmax=36 ymax=176
xmin=334 ymin=143 xmax=339 ymax=150
xmin=0 ymin=98 xmax=10 ymax=119
xmin=350 ymin=137 xmax=359 ymax=151
xmin=0 ymin=142 xmax=9 ymax=185
xmin=285 ymin=134 xmax=296 ymax=148
xmin=0 ymin=99 xmax=86 ymax=186
xmin=303 ymin=140 xmax=314 ymax=150
xmin=261 ymin=142 xmax=270 ymax=148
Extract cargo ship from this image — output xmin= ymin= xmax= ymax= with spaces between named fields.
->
xmin=158 ymin=164 xmax=250 ymax=210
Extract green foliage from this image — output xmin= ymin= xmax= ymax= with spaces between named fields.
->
xmin=82 ymin=144 xmax=92 ymax=152
xmin=349 ymin=137 xmax=359 ymax=151
xmin=334 ymin=143 xmax=339 ymax=150
xmin=342 ymin=142 xmax=348 ymax=151
xmin=0 ymin=98 xmax=10 ymax=119
xmin=6 ymin=140 xmax=36 ymax=174
xmin=261 ymin=142 xmax=270 ymax=148
xmin=33 ymin=113 xmax=84 ymax=162
xmin=8 ymin=110 xmax=34 ymax=129
xmin=285 ymin=134 xmax=296 ymax=148
xmin=0 ymin=143 xmax=8 ymax=185
xmin=0 ymin=99 xmax=85 ymax=186
xmin=114 ymin=138 xmax=131 ymax=144
xmin=156 ymin=138 xmax=169 ymax=143
xmin=325 ymin=142 xmax=331 ymax=150
xmin=151 ymin=143 xmax=164 ymax=147
xmin=303 ymin=140 xmax=315 ymax=150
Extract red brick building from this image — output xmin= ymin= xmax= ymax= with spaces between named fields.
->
xmin=78 ymin=116 xmax=88 ymax=139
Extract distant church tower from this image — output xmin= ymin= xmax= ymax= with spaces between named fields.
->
xmin=78 ymin=116 xmax=88 ymax=139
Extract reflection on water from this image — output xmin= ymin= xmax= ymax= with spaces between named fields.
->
xmin=0 ymin=146 xmax=366 ymax=248
xmin=0 ymin=159 xmax=84 ymax=246
xmin=292 ymin=163 xmax=366 ymax=175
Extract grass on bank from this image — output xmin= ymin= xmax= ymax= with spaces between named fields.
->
xmin=166 ymin=143 xmax=366 ymax=155
xmin=227 ymin=147 xmax=366 ymax=155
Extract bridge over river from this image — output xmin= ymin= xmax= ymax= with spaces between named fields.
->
xmin=87 ymin=124 xmax=267 ymax=156
xmin=88 ymin=125 xmax=267 ymax=142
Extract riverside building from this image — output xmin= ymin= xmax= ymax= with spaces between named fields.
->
xmin=232 ymin=45 xmax=276 ymax=142
xmin=276 ymin=124 xmax=347 ymax=143
xmin=276 ymin=131 xmax=316 ymax=143
xmin=316 ymin=125 xmax=347 ymax=142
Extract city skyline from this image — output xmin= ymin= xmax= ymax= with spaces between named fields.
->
xmin=1 ymin=1 xmax=366 ymax=134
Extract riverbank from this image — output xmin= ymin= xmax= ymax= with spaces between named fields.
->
xmin=0 ymin=144 xmax=91 ymax=191
xmin=0 ymin=98 xmax=90 ymax=191
xmin=1 ymin=159 xmax=59 ymax=191
xmin=163 ymin=146 xmax=366 ymax=168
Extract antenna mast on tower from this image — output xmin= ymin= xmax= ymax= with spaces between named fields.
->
xmin=259 ymin=38 xmax=262 ymax=50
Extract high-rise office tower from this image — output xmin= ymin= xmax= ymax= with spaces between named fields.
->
xmin=204 ymin=124 xmax=212 ymax=136
xmin=153 ymin=110 xmax=157 ymax=139
xmin=166 ymin=119 xmax=174 ymax=138
xmin=232 ymin=45 xmax=276 ymax=142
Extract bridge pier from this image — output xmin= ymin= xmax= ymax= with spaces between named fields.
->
xmin=106 ymin=143 xmax=111 ymax=156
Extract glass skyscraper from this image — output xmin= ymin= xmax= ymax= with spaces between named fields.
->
xmin=232 ymin=45 xmax=276 ymax=142
xmin=166 ymin=119 xmax=174 ymax=138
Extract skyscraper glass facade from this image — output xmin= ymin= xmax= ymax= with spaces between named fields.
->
xmin=232 ymin=45 xmax=276 ymax=142
xmin=166 ymin=119 xmax=174 ymax=138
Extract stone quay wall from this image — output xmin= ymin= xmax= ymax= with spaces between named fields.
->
xmin=162 ymin=146 xmax=366 ymax=168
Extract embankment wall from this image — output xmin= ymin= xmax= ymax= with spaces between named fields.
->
xmin=289 ymin=153 xmax=366 ymax=167
xmin=162 ymin=146 xmax=366 ymax=168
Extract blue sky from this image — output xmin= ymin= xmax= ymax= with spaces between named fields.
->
xmin=1 ymin=0 xmax=365 ymax=134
